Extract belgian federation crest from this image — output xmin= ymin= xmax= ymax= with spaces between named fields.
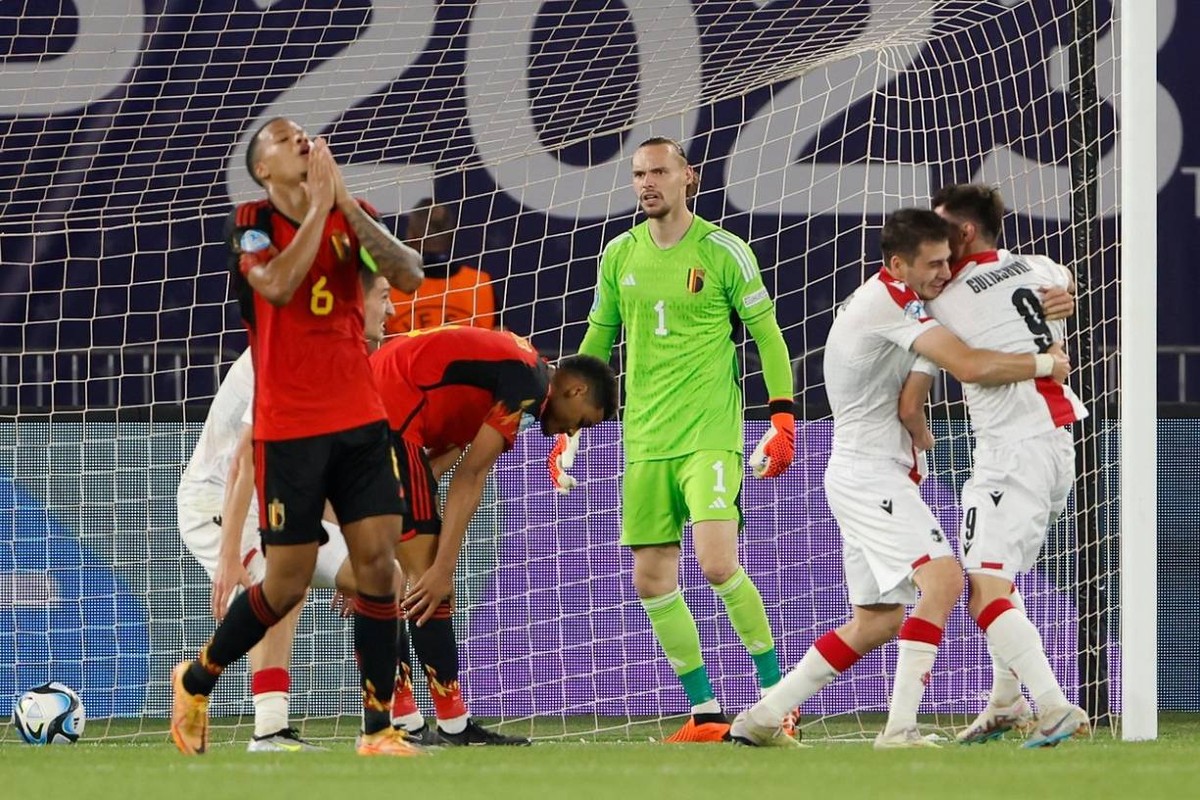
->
xmin=268 ymin=498 xmax=286 ymax=532
xmin=686 ymin=268 xmax=705 ymax=293
xmin=330 ymin=230 xmax=352 ymax=263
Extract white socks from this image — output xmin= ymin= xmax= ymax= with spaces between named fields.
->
xmin=884 ymin=617 xmax=943 ymax=734
xmin=752 ymin=630 xmax=859 ymax=724
xmin=979 ymin=598 xmax=1068 ymax=711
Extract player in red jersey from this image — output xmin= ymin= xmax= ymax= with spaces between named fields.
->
xmin=370 ymin=325 xmax=617 ymax=746
xmin=170 ymin=118 xmax=427 ymax=758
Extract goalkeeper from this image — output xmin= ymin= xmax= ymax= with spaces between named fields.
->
xmin=552 ymin=137 xmax=796 ymax=743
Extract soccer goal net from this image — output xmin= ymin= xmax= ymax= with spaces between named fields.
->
xmin=1 ymin=0 xmax=1132 ymax=745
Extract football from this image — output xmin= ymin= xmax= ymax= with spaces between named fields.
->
xmin=12 ymin=682 xmax=86 ymax=745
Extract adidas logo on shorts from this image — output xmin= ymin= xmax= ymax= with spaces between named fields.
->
xmin=709 ymin=498 xmax=727 ymax=510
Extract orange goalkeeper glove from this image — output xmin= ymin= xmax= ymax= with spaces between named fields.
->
xmin=548 ymin=431 xmax=581 ymax=494
xmin=750 ymin=399 xmax=795 ymax=479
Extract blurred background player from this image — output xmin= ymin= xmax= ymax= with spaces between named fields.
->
xmin=556 ymin=137 xmax=797 ymax=743
xmin=928 ymin=184 xmax=1090 ymax=747
xmin=170 ymin=119 xmax=425 ymax=757
xmin=176 ymin=271 xmax=397 ymax=751
xmin=731 ymin=208 xmax=1069 ymax=749
xmin=385 ymin=199 xmax=499 ymax=335
xmin=372 ymin=325 xmax=617 ymax=746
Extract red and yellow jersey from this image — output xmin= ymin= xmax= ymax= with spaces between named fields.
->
xmin=370 ymin=326 xmax=550 ymax=454
xmin=385 ymin=263 xmax=496 ymax=334
xmin=225 ymin=200 xmax=386 ymax=442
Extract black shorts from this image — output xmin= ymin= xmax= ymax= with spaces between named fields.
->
xmin=393 ymin=434 xmax=442 ymax=541
xmin=256 ymin=420 xmax=406 ymax=548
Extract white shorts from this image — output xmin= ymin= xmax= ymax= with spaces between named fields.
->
xmin=824 ymin=455 xmax=954 ymax=606
xmin=177 ymin=484 xmax=349 ymax=589
xmin=959 ymin=428 xmax=1075 ymax=580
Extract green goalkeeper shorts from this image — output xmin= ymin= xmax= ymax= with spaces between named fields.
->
xmin=620 ymin=450 xmax=743 ymax=547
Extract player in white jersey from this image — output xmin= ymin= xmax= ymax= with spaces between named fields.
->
xmin=177 ymin=272 xmax=395 ymax=751
xmin=927 ymin=183 xmax=1090 ymax=747
xmin=731 ymin=208 xmax=1069 ymax=749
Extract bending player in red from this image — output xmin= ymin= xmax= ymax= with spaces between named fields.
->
xmin=371 ymin=325 xmax=617 ymax=745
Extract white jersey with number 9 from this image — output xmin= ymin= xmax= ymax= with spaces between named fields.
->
xmin=926 ymin=249 xmax=1087 ymax=449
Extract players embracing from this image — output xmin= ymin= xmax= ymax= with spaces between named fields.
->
xmin=733 ymin=207 xmax=1075 ymax=748
xmin=927 ymin=185 xmax=1090 ymax=747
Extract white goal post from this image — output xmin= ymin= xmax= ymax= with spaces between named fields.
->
xmin=1118 ymin=0 xmax=1158 ymax=743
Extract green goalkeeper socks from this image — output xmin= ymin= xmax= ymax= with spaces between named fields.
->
xmin=641 ymin=589 xmax=714 ymax=706
xmin=712 ymin=567 xmax=781 ymax=690
xmin=641 ymin=573 xmax=779 ymax=704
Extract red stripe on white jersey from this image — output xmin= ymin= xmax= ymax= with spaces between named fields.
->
xmin=1034 ymin=377 xmax=1081 ymax=426
xmin=873 ymin=266 xmax=916 ymax=309
xmin=949 ymin=249 xmax=1000 ymax=279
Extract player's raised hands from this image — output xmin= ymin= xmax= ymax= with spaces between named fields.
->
xmin=1039 ymin=285 xmax=1075 ymax=322
xmin=303 ymin=137 xmax=336 ymax=214
xmin=548 ymin=431 xmax=580 ymax=494
xmin=320 ymin=139 xmax=353 ymax=209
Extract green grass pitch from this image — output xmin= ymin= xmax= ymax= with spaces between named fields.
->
xmin=3 ymin=715 xmax=1199 ymax=800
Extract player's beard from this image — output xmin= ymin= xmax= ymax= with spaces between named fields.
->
xmin=640 ymin=201 xmax=670 ymax=219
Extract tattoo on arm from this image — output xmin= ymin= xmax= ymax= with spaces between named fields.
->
xmin=342 ymin=202 xmax=424 ymax=292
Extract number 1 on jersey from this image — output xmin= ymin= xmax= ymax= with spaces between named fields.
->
xmin=653 ymin=300 xmax=669 ymax=337
xmin=712 ymin=460 xmax=726 ymax=493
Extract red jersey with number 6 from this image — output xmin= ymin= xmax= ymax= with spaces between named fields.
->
xmin=225 ymin=199 xmax=386 ymax=441
xmin=370 ymin=326 xmax=551 ymax=454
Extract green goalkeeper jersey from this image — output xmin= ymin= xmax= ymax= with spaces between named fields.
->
xmin=583 ymin=215 xmax=777 ymax=462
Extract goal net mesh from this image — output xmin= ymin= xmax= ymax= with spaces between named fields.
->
xmin=0 ymin=0 xmax=1119 ymax=744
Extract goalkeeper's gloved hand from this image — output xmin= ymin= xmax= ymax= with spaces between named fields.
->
xmin=548 ymin=431 xmax=581 ymax=494
xmin=750 ymin=399 xmax=796 ymax=479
